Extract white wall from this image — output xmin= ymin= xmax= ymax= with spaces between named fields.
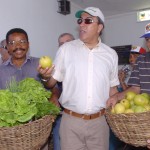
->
xmin=104 ymin=12 xmax=150 ymax=51
xmin=1 ymin=1 xmax=149 ymax=59
xmin=0 ymin=0 xmax=80 ymax=59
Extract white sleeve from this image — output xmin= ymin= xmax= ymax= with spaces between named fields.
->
xmin=110 ymin=52 xmax=120 ymax=87
xmin=52 ymin=47 xmax=65 ymax=82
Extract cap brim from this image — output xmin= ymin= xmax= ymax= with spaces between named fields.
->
xmin=75 ymin=10 xmax=85 ymax=18
xmin=140 ymin=33 xmax=150 ymax=38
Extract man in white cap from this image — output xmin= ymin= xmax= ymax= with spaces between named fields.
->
xmin=140 ymin=23 xmax=150 ymax=51
xmin=38 ymin=7 xmax=119 ymax=150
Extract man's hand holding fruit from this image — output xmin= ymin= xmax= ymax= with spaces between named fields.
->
xmin=38 ymin=56 xmax=57 ymax=88
xmin=38 ymin=56 xmax=54 ymax=79
xmin=106 ymin=86 xmax=140 ymax=108
xmin=106 ymin=94 xmax=119 ymax=108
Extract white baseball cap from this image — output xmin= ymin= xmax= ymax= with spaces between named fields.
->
xmin=140 ymin=23 xmax=150 ymax=38
xmin=75 ymin=7 xmax=104 ymax=23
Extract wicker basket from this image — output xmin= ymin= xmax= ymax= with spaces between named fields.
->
xmin=0 ymin=115 xmax=55 ymax=150
xmin=105 ymin=108 xmax=150 ymax=147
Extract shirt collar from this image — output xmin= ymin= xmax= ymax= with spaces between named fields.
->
xmin=79 ymin=38 xmax=101 ymax=47
xmin=3 ymin=55 xmax=32 ymax=66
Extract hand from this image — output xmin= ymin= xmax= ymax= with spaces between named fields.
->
xmin=118 ymin=70 xmax=126 ymax=83
xmin=37 ymin=64 xmax=55 ymax=80
xmin=106 ymin=94 xmax=118 ymax=108
xmin=147 ymin=139 xmax=150 ymax=149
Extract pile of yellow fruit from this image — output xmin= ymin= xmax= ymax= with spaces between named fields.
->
xmin=111 ymin=92 xmax=150 ymax=114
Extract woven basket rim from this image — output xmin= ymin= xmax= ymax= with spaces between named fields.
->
xmin=0 ymin=114 xmax=55 ymax=150
xmin=105 ymin=108 xmax=150 ymax=147
xmin=0 ymin=114 xmax=55 ymax=130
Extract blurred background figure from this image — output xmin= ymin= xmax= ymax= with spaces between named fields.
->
xmin=58 ymin=33 xmax=75 ymax=47
xmin=0 ymin=39 xmax=10 ymax=64
xmin=118 ymin=46 xmax=146 ymax=91
xmin=140 ymin=23 xmax=150 ymax=52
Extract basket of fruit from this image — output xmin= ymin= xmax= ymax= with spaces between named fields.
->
xmin=0 ymin=77 xmax=60 ymax=150
xmin=105 ymin=91 xmax=150 ymax=147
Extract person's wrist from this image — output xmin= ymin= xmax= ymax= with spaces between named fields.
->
xmin=41 ymin=77 xmax=51 ymax=82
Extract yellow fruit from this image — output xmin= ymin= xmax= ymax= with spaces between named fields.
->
xmin=114 ymin=103 xmax=125 ymax=114
xmin=126 ymin=91 xmax=136 ymax=101
xmin=141 ymin=93 xmax=150 ymax=100
xmin=134 ymin=106 xmax=146 ymax=113
xmin=144 ymin=105 xmax=150 ymax=111
xmin=120 ymin=99 xmax=130 ymax=109
xmin=124 ymin=109 xmax=134 ymax=113
xmin=129 ymin=100 xmax=134 ymax=107
xmin=131 ymin=105 xmax=136 ymax=112
xmin=39 ymin=56 xmax=52 ymax=69
xmin=134 ymin=94 xmax=149 ymax=106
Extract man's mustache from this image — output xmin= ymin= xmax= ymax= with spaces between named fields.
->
xmin=13 ymin=48 xmax=25 ymax=53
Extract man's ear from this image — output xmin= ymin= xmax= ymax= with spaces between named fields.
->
xmin=98 ymin=24 xmax=103 ymax=34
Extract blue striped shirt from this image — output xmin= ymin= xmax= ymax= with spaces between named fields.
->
xmin=128 ymin=52 xmax=150 ymax=94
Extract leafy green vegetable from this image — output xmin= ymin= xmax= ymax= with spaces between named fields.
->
xmin=0 ymin=78 xmax=60 ymax=127
xmin=35 ymin=101 xmax=60 ymax=119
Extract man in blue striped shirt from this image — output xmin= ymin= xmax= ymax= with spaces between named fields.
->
xmin=107 ymin=23 xmax=150 ymax=107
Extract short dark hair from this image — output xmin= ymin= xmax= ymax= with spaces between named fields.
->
xmin=6 ymin=28 xmax=28 ymax=43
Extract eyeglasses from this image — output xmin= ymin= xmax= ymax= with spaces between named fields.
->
xmin=8 ymin=39 xmax=28 ymax=46
xmin=77 ymin=18 xmax=97 ymax=25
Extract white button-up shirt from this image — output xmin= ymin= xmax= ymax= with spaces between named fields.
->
xmin=53 ymin=39 xmax=119 ymax=114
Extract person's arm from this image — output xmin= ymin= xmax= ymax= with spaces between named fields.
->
xmin=106 ymin=85 xmax=140 ymax=107
xmin=49 ymin=86 xmax=61 ymax=107
xmin=109 ymin=86 xmax=118 ymax=96
xmin=120 ymin=81 xmax=128 ymax=90
xmin=106 ymin=86 xmax=118 ymax=108
xmin=38 ymin=64 xmax=57 ymax=89
xmin=42 ymin=76 xmax=57 ymax=89
xmin=118 ymin=70 xmax=128 ymax=90
xmin=38 ymin=47 xmax=64 ymax=89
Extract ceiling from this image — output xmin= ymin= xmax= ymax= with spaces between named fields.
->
xmin=70 ymin=0 xmax=150 ymax=17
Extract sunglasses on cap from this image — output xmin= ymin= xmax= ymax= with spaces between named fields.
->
xmin=77 ymin=18 xmax=98 ymax=25
xmin=130 ymin=52 xmax=140 ymax=55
